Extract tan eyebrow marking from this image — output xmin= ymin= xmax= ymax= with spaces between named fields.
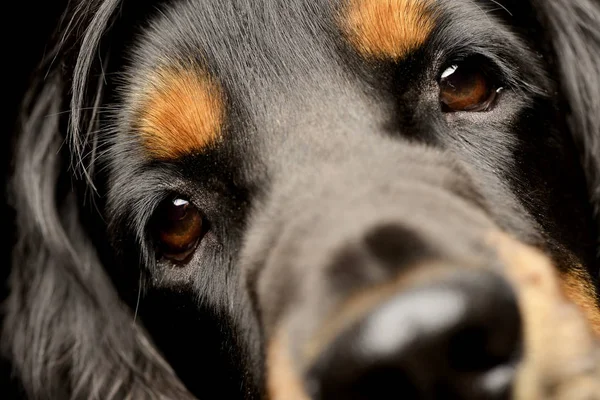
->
xmin=135 ymin=66 xmax=225 ymax=160
xmin=340 ymin=0 xmax=435 ymax=60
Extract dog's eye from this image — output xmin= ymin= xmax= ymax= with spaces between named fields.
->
xmin=152 ymin=197 xmax=205 ymax=263
xmin=439 ymin=60 xmax=500 ymax=112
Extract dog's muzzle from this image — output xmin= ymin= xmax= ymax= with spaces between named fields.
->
xmin=243 ymin=153 xmax=600 ymax=400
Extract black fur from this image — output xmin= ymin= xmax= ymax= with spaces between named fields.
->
xmin=3 ymin=1 xmax=600 ymax=399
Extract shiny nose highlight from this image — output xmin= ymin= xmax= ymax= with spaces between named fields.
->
xmin=306 ymin=271 xmax=522 ymax=400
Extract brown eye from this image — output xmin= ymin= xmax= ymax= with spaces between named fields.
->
xmin=153 ymin=197 xmax=205 ymax=263
xmin=439 ymin=61 xmax=500 ymax=112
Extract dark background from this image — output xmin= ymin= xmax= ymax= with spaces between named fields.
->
xmin=2 ymin=1 xmax=67 ymax=396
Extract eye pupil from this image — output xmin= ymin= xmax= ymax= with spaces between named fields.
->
xmin=439 ymin=60 xmax=497 ymax=112
xmin=153 ymin=197 xmax=205 ymax=263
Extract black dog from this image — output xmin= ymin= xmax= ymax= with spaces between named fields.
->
xmin=3 ymin=0 xmax=600 ymax=399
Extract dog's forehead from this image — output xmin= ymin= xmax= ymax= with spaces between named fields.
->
xmin=142 ymin=0 xmax=439 ymax=61
xmin=122 ymin=0 xmax=502 ymax=160
xmin=133 ymin=0 xmax=343 ymax=82
xmin=125 ymin=0 xmax=346 ymax=159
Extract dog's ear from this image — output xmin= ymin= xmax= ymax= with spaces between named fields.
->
xmin=2 ymin=1 xmax=195 ymax=398
xmin=532 ymin=0 xmax=600 ymax=269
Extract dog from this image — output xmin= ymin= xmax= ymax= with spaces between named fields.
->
xmin=3 ymin=0 xmax=600 ymax=399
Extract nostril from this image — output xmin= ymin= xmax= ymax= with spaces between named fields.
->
xmin=446 ymin=326 xmax=519 ymax=398
xmin=446 ymin=317 xmax=521 ymax=398
xmin=347 ymin=367 xmax=420 ymax=400
xmin=449 ymin=327 xmax=500 ymax=371
xmin=448 ymin=325 xmax=518 ymax=372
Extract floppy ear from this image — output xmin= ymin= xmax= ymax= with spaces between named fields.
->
xmin=532 ymin=0 xmax=600 ymax=272
xmin=2 ymin=1 xmax=195 ymax=398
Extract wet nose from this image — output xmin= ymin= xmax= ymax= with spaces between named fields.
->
xmin=306 ymin=270 xmax=522 ymax=400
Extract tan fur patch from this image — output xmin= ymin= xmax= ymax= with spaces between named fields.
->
xmin=560 ymin=267 xmax=600 ymax=336
xmin=267 ymin=329 xmax=310 ymax=400
xmin=340 ymin=0 xmax=435 ymax=60
xmin=135 ymin=67 xmax=224 ymax=159
xmin=490 ymin=234 xmax=600 ymax=400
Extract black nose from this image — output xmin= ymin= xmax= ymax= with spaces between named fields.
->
xmin=306 ymin=271 xmax=522 ymax=400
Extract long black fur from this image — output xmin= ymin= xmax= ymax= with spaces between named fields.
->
xmin=533 ymin=0 xmax=600 ymax=261
xmin=3 ymin=1 xmax=600 ymax=399
xmin=3 ymin=2 xmax=196 ymax=398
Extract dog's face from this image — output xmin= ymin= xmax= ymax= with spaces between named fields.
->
xmin=7 ymin=0 xmax=600 ymax=399
xmin=101 ymin=0 xmax=600 ymax=397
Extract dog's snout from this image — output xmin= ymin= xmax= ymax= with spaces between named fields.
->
xmin=306 ymin=271 xmax=522 ymax=400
